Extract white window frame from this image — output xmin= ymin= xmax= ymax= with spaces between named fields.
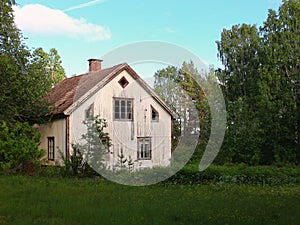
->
xmin=137 ymin=137 xmax=151 ymax=160
xmin=114 ymin=98 xmax=133 ymax=121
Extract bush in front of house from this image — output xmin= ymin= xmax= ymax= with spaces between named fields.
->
xmin=0 ymin=120 xmax=45 ymax=174
xmin=59 ymin=144 xmax=98 ymax=178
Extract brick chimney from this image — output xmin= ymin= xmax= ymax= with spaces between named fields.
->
xmin=88 ymin=59 xmax=103 ymax=72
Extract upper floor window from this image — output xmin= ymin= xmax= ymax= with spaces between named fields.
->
xmin=118 ymin=76 xmax=129 ymax=88
xmin=114 ymin=98 xmax=133 ymax=121
xmin=85 ymin=103 xmax=94 ymax=119
xmin=151 ymin=105 xmax=159 ymax=122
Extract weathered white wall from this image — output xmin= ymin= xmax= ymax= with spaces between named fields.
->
xmin=38 ymin=118 xmax=66 ymax=165
xmin=86 ymin=70 xmax=172 ymax=169
xmin=41 ymin=69 xmax=172 ymax=169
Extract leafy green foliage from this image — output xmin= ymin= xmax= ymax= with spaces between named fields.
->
xmin=0 ymin=0 xmax=66 ymax=174
xmin=117 ymin=147 xmax=127 ymax=168
xmin=0 ymin=0 xmax=66 ymax=124
xmin=216 ymin=0 xmax=300 ymax=165
xmin=0 ymin=121 xmax=45 ymax=173
xmin=31 ymin=47 xmax=66 ymax=87
xmin=60 ymin=116 xmax=111 ymax=177
xmin=60 ymin=144 xmax=96 ymax=177
xmin=166 ymin=163 xmax=300 ymax=186
xmin=153 ymin=61 xmax=211 ymax=153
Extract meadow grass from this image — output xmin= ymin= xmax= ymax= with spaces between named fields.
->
xmin=0 ymin=175 xmax=299 ymax=225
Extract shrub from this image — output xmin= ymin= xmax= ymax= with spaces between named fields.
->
xmin=165 ymin=163 xmax=300 ymax=186
xmin=59 ymin=144 xmax=97 ymax=177
xmin=0 ymin=120 xmax=45 ymax=174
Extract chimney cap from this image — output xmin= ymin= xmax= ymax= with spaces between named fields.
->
xmin=88 ymin=58 xmax=103 ymax=72
xmin=88 ymin=58 xmax=103 ymax=62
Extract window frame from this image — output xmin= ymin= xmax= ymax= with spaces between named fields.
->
xmin=118 ymin=76 xmax=129 ymax=88
xmin=151 ymin=105 xmax=159 ymax=122
xmin=47 ymin=137 xmax=55 ymax=161
xmin=137 ymin=137 xmax=151 ymax=160
xmin=85 ymin=103 xmax=94 ymax=119
xmin=113 ymin=98 xmax=134 ymax=121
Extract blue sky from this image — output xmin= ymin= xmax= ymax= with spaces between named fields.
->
xmin=14 ymin=0 xmax=282 ymax=78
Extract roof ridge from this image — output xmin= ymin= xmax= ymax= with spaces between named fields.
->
xmin=63 ymin=63 xmax=126 ymax=80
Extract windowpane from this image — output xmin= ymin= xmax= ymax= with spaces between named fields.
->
xmin=48 ymin=137 xmax=55 ymax=161
xmin=145 ymin=141 xmax=150 ymax=158
xmin=114 ymin=98 xmax=133 ymax=121
xmin=127 ymin=101 xmax=132 ymax=119
xmin=137 ymin=138 xmax=151 ymax=160
xmin=151 ymin=106 xmax=159 ymax=122
xmin=121 ymin=100 xmax=126 ymax=119
xmin=115 ymin=100 xmax=120 ymax=119
xmin=115 ymin=112 xmax=120 ymax=119
xmin=85 ymin=103 xmax=94 ymax=119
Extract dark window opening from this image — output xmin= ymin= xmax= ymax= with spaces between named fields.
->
xmin=48 ymin=137 xmax=55 ymax=161
xmin=151 ymin=105 xmax=159 ymax=122
xmin=118 ymin=76 xmax=129 ymax=88
xmin=85 ymin=103 xmax=94 ymax=119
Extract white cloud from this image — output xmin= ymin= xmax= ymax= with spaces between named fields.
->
xmin=64 ymin=0 xmax=106 ymax=12
xmin=13 ymin=4 xmax=111 ymax=41
xmin=165 ymin=27 xmax=176 ymax=33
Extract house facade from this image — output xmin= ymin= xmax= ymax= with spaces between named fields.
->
xmin=38 ymin=59 xmax=176 ymax=169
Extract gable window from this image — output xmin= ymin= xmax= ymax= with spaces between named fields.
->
xmin=48 ymin=137 xmax=55 ymax=161
xmin=137 ymin=137 xmax=151 ymax=160
xmin=151 ymin=105 xmax=159 ymax=122
xmin=114 ymin=98 xmax=133 ymax=120
xmin=118 ymin=76 xmax=129 ymax=88
xmin=85 ymin=103 xmax=94 ymax=119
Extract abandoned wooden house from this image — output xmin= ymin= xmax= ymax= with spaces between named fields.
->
xmin=38 ymin=59 xmax=177 ymax=169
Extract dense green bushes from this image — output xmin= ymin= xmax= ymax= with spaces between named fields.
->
xmin=0 ymin=1 xmax=65 ymax=175
xmin=165 ymin=163 xmax=300 ymax=186
xmin=33 ymin=161 xmax=300 ymax=187
xmin=0 ymin=121 xmax=45 ymax=173
xmin=216 ymin=1 xmax=300 ymax=165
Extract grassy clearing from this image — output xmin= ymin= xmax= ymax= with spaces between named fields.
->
xmin=0 ymin=175 xmax=299 ymax=225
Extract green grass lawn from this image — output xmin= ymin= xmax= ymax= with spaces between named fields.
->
xmin=0 ymin=175 xmax=299 ymax=225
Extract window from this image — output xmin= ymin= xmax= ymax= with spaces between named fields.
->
xmin=151 ymin=105 xmax=159 ymax=122
xmin=48 ymin=137 xmax=55 ymax=161
xmin=114 ymin=98 xmax=133 ymax=120
xmin=118 ymin=76 xmax=129 ymax=88
xmin=137 ymin=137 xmax=151 ymax=160
xmin=85 ymin=103 xmax=94 ymax=119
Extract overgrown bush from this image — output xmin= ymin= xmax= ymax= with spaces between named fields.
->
xmin=165 ymin=163 xmax=300 ymax=186
xmin=0 ymin=120 xmax=45 ymax=174
xmin=59 ymin=144 xmax=97 ymax=177
xmin=59 ymin=116 xmax=111 ymax=177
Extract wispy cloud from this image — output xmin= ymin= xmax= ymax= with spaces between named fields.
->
xmin=64 ymin=0 xmax=106 ymax=12
xmin=165 ymin=27 xmax=176 ymax=33
xmin=13 ymin=4 xmax=111 ymax=42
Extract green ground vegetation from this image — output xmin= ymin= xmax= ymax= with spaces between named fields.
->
xmin=0 ymin=175 xmax=299 ymax=225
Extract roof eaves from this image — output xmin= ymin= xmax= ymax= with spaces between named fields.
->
xmin=63 ymin=63 xmax=126 ymax=115
xmin=123 ymin=64 xmax=179 ymax=119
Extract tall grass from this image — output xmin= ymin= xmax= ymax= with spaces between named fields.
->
xmin=0 ymin=175 xmax=300 ymax=225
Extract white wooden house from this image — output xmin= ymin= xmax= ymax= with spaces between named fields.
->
xmin=38 ymin=59 xmax=177 ymax=169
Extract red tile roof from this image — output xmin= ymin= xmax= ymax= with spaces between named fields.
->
xmin=48 ymin=63 xmax=124 ymax=116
